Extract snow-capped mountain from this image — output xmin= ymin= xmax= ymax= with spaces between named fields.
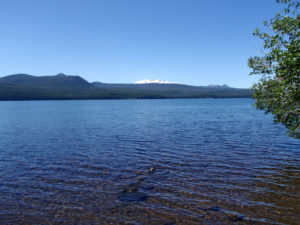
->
xmin=134 ymin=79 xmax=177 ymax=84
xmin=207 ymin=84 xmax=229 ymax=88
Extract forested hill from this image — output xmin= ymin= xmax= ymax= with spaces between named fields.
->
xmin=0 ymin=74 xmax=252 ymax=100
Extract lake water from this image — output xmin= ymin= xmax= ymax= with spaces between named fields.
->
xmin=0 ymin=99 xmax=299 ymax=225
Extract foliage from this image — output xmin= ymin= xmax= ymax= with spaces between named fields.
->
xmin=248 ymin=0 xmax=300 ymax=138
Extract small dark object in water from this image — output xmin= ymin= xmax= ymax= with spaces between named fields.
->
xmin=141 ymin=184 xmax=154 ymax=190
xmin=200 ymin=206 xmax=220 ymax=212
xmin=148 ymin=167 xmax=156 ymax=174
xmin=208 ymin=206 xmax=220 ymax=211
xmin=228 ymin=214 xmax=244 ymax=222
xmin=121 ymin=186 xmax=138 ymax=193
xmin=118 ymin=192 xmax=148 ymax=202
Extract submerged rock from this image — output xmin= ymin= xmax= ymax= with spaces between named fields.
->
xmin=136 ymin=175 xmax=147 ymax=181
xmin=141 ymin=184 xmax=154 ymax=190
xmin=118 ymin=167 xmax=156 ymax=202
xmin=199 ymin=206 xmax=220 ymax=213
xmin=228 ymin=214 xmax=244 ymax=222
xmin=121 ymin=180 xmax=142 ymax=193
xmin=118 ymin=192 xmax=148 ymax=202
xmin=208 ymin=206 xmax=220 ymax=211
xmin=121 ymin=186 xmax=138 ymax=193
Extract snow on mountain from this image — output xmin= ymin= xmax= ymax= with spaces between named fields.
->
xmin=134 ymin=79 xmax=177 ymax=84
xmin=208 ymin=84 xmax=229 ymax=88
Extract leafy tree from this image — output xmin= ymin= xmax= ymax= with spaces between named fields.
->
xmin=248 ymin=0 xmax=300 ymax=138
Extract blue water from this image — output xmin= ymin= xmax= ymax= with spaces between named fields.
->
xmin=0 ymin=99 xmax=299 ymax=224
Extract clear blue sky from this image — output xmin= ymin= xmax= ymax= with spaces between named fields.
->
xmin=0 ymin=0 xmax=283 ymax=87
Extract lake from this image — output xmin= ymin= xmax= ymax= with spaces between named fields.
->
xmin=0 ymin=99 xmax=299 ymax=224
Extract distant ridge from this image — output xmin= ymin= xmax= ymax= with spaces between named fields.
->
xmin=0 ymin=74 xmax=252 ymax=100
xmin=0 ymin=73 xmax=91 ymax=88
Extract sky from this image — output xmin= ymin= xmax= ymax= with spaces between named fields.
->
xmin=0 ymin=0 xmax=284 ymax=88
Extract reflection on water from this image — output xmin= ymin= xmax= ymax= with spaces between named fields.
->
xmin=0 ymin=99 xmax=299 ymax=224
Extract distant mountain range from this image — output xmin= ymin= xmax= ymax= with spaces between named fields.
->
xmin=0 ymin=73 xmax=252 ymax=100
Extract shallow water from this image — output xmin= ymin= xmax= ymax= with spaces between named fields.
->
xmin=0 ymin=99 xmax=299 ymax=224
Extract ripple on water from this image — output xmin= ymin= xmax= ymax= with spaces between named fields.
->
xmin=0 ymin=99 xmax=299 ymax=224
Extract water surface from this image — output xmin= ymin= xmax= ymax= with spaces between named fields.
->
xmin=0 ymin=99 xmax=299 ymax=224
